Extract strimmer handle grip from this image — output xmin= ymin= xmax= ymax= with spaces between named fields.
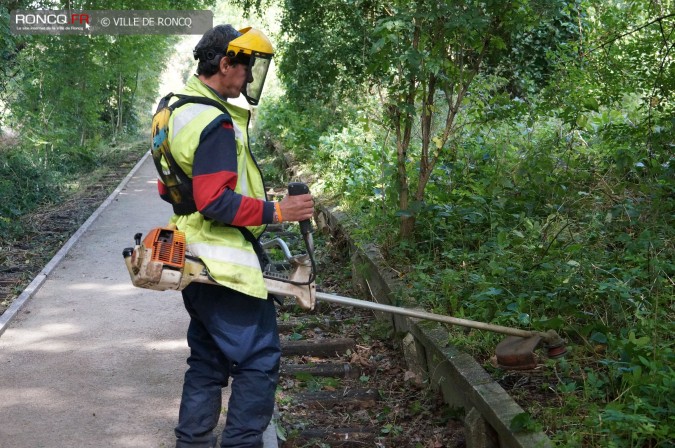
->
xmin=288 ymin=182 xmax=312 ymax=235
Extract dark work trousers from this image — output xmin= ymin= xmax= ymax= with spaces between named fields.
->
xmin=175 ymin=282 xmax=280 ymax=448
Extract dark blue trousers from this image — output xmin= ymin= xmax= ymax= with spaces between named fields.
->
xmin=175 ymin=283 xmax=280 ymax=448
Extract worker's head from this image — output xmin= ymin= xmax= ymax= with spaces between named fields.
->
xmin=193 ymin=24 xmax=274 ymax=105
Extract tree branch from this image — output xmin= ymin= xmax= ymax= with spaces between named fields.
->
xmin=582 ymin=13 xmax=675 ymax=56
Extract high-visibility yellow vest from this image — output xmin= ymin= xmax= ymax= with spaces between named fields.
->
xmin=167 ymin=76 xmax=268 ymax=299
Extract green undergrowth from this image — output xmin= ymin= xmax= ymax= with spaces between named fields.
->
xmin=253 ymin=97 xmax=674 ymax=447
xmin=0 ymin=134 xmax=148 ymax=240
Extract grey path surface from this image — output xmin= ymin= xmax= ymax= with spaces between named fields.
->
xmin=0 ymin=155 xmax=277 ymax=448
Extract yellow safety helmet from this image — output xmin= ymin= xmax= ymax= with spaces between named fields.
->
xmin=227 ymin=27 xmax=274 ymax=105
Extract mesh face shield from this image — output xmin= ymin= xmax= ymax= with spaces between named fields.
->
xmin=241 ymin=52 xmax=272 ymax=106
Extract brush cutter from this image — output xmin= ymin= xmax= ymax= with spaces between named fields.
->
xmin=122 ymin=183 xmax=566 ymax=370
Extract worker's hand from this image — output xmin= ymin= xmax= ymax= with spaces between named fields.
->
xmin=278 ymin=194 xmax=314 ymax=223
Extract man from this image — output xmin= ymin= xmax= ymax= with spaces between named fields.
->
xmin=159 ymin=25 xmax=314 ymax=447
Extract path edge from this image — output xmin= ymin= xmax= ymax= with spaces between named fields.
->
xmin=0 ymin=151 xmax=151 ymax=338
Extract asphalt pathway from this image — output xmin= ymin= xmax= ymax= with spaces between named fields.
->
xmin=0 ymin=154 xmax=278 ymax=448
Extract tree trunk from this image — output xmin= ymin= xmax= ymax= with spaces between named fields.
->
xmin=396 ymin=106 xmax=415 ymax=240
xmin=399 ymin=215 xmax=416 ymax=240
xmin=126 ymin=69 xmax=139 ymax=130
xmin=115 ymin=72 xmax=123 ymax=136
xmin=79 ymin=79 xmax=87 ymax=146
xmin=416 ymin=73 xmax=436 ymax=204
xmin=396 ymin=130 xmax=412 ymax=239
xmin=396 ymin=21 xmax=420 ymax=241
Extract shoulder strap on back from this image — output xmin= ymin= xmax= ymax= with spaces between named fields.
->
xmin=153 ymin=93 xmax=233 ymax=215
xmin=170 ymin=94 xmax=231 ymax=116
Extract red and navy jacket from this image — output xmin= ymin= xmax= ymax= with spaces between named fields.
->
xmin=158 ymin=113 xmax=275 ymax=226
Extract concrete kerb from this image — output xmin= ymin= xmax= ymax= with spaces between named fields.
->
xmin=0 ymin=151 xmax=151 ymax=338
xmin=314 ymin=204 xmax=552 ymax=448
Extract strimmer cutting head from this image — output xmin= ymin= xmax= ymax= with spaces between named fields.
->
xmin=495 ymin=335 xmax=541 ymax=370
xmin=495 ymin=330 xmax=567 ymax=370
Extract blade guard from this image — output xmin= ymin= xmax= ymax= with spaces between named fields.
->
xmin=264 ymin=254 xmax=316 ymax=310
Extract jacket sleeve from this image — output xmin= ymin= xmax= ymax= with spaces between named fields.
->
xmin=191 ymin=115 xmax=275 ymax=226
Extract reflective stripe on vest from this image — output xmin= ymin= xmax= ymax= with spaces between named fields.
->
xmin=187 ymin=242 xmax=260 ymax=269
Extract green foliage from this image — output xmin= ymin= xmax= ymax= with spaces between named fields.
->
xmin=2 ymin=0 xmax=214 ymax=144
xmin=256 ymin=97 xmax=353 ymax=158
xmin=488 ymin=0 xmax=584 ymax=97
xmin=7 ymin=32 xmax=171 ymax=146
xmin=510 ymin=412 xmax=542 ymax=433
xmin=540 ymin=2 xmax=675 ymax=164
xmin=366 ymin=1 xmax=565 ymax=238
xmin=0 ymin=146 xmax=63 ymax=233
xmin=5 ymin=0 xmax=667 ymax=444
xmin=255 ymin=49 xmax=673 ymax=448
xmin=293 ymin=372 xmax=341 ymax=393
xmin=275 ymin=0 xmax=374 ymax=103
xmin=0 ymin=0 xmax=217 ymax=233
xmin=0 ymin=137 xmax=145 ymax=237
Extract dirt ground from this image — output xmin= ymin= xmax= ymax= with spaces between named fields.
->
xmin=275 ymin=238 xmax=467 ymax=447
xmin=0 ymin=150 xmax=142 ymax=316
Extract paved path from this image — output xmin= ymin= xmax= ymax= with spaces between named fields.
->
xmin=0 ymin=155 xmax=277 ymax=448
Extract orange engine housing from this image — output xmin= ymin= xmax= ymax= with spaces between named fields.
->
xmin=143 ymin=227 xmax=186 ymax=269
